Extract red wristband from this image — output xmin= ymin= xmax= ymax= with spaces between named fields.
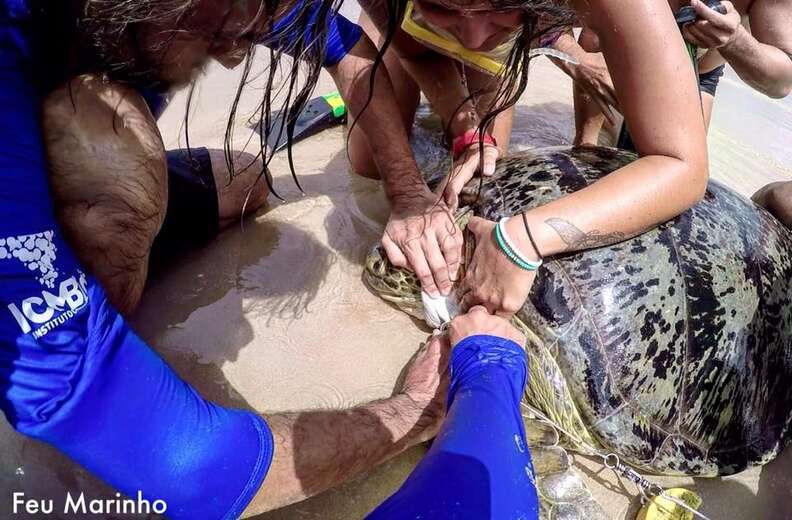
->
xmin=452 ymin=130 xmax=497 ymax=160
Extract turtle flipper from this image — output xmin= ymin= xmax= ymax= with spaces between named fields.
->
xmin=526 ymin=420 xmax=608 ymax=520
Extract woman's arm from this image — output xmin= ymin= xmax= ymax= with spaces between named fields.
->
xmin=525 ymin=0 xmax=708 ymax=251
xmin=358 ymin=0 xmax=479 ymax=138
xmin=462 ymin=0 xmax=708 ymax=314
xmin=549 ymin=30 xmax=619 ymax=125
xmin=359 ymin=0 xmax=500 ymax=202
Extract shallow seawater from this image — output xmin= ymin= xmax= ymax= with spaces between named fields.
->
xmin=711 ymin=70 xmax=792 ymax=172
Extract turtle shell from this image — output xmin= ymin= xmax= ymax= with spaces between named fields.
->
xmin=471 ymin=146 xmax=792 ymax=475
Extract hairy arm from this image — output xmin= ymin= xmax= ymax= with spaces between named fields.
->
xmin=721 ymin=0 xmax=792 ymax=98
xmin=509 ymin=0 xmax=708 ymax=256
xmin=243 ymin=395 xmax=431 ymax=513
xmin=327 ymin=36 xmax=427 ymax=201
xmin=241 ymin=335 xmax=449 ymax=515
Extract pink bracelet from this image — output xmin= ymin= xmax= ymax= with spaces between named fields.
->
xmin=452 ymin=130 xmax=497 ymax=160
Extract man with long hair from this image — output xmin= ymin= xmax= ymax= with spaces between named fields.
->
xmin=0 ymin=0 xmax=483 ymax=516
xmin=35 ymin=0 xmax=461 ymax=316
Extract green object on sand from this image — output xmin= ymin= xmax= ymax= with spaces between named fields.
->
xmin=253 ymin=91 xmax=347 ymax=153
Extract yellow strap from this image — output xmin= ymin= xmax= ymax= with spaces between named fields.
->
xmin=400 ymin=1 xmax=505 ymax=75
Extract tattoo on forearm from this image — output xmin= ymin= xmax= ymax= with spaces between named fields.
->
xmin=545 ymin=218 xmax=626 ymax=250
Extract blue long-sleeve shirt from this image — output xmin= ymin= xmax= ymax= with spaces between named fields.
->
xmin=0 ymin=3 xmax=285 ymax=518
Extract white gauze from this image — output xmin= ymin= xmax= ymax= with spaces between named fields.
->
xmin=421 ymin=290 xmax=461 ymax=329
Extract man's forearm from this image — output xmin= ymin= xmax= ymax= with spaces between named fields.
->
xmin=243 ymin=394 xmax=431 ymax=515
xmin=720 ymin=25 xmax=792 ymax=99
xmin=329 ymin=38 xmax=427 ymax=201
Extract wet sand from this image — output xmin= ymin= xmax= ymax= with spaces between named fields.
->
xmin=2 ymin=31 xmax=792 ymax=520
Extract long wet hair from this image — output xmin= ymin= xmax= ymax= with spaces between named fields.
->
xmin=28 ymin=0 xmax=345 ymax=200
xmin=28 ymin=0 xmax=575 ymax=200
xmin=355 ymin=0 xmax=576 ymax=185
xmin=462 ymin=0 xmax=576 ymax=140
xmin=76 ymin=0 xmax=576 ymax=199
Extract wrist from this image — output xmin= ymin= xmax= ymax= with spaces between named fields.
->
xmin=505 ymin=215 xmax=542 ymax=262
xmin=389 ymin=188 xmax=434 ymax=214
xmin=388 ymin=393 xmax=436 ymax=443
xmin=385 ymin=175 xmax=430 ymax=206
xmin=720 ymin=24 xmax=748 ymax=54
xmin=448 ymin=104 xmax=479 ymax=139
xmin=452 ymin=130 xmax=497 ymax=160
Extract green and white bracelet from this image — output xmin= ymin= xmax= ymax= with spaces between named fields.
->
xmin=494 ymin=217 xmax=543 ymax=271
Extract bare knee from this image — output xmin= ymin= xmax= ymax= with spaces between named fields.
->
xmin=207 ymin=150 xmax=270 ymax=225
xmin=753 ymin=181 xmax=792 ymax=229
xmin=348 ymin=128 xmax=382 ymax=179
xmin=42 ymin=74 xmax=167 ymax=314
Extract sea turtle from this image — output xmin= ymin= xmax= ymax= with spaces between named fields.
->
xmin=364 ymin=146 xmax=792 ymax=516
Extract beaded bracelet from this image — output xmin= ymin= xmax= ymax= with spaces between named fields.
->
xmin=494 ymin=218 xmax=543 ymax=271
xmin=494 ymin=224 xmax=538 ymax=271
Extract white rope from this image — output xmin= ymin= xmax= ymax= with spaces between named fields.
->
xmin=520 ymin=403 xmax=713 ymax=520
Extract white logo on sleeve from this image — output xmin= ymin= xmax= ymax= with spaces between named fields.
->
xmin=2 ymin=230 xmax=90 ymax=338
xmin=0 ymin=231 xmax=59 ymax=288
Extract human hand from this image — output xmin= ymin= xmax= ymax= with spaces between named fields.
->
xmin=447 ymin=305 xmax=525 ymax=348
xmin=384 ymin=189 xmax=462 ymax=297
xmin=573 ymin=51 xmax=619 ymax=126
xmin=458 ymin=216 xmax=537 ymax=317
xmin=682 ymin=0 xmax=742 ymax=50
xmin=397 ymin=333 xmax=452 ymax=441
xmin=442 ymin=136 xmax=500 ymax=211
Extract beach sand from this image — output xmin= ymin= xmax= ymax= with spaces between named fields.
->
xmin=2 ymin=27 xmax=792 ymax=520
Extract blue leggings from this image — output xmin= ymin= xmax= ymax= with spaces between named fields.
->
xmin=367 ymin=335 xmax=540 ymax=520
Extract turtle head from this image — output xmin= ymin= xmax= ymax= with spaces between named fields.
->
xmin=363 ymin=212 xmax=474 ymax=324
xmin=362 ymin=245 xmax=426 ymax=321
